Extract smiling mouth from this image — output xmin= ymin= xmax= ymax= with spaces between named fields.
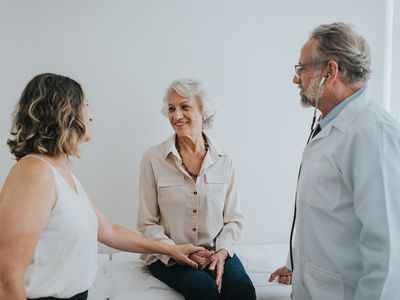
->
xmin=175 ymin=122 xmax=188 ymax=126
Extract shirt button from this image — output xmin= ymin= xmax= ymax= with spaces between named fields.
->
xmin=193 ymin=209 xmax=197 ymax=213
xmin=192 ymin=228 xmax=197 ymax=232
xmin=193 ymin=191 xmax=197 ymax=195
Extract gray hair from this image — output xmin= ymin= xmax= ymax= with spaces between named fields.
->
xmin=161 ymin=78 xmax=216 ymax=129
xmin=310 ymin=22 xmax=371 ymax=85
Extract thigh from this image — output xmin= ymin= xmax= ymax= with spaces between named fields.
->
xmin=221 ymin=255 xmax=256 ymax=300
xmin=148 ymin=260 xmax=220 ymax=300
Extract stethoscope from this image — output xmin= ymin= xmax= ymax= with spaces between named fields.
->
xmin=289 ymin=73 xmax=328 ymax=271
xmin=308 ymin=74 xmax=328 ymax=141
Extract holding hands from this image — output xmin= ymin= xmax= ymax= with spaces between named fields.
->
xmin=189 ymin=248 xmax=229 ymax=292
xmin=189 ymin=249 xmax=214 ymax=269
xmin=167 ymin=244 xmax=205 ymax=269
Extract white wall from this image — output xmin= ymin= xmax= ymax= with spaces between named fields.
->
xmin=389 ymin=0 xmax=400 ymax=118
xmin=0 ymin=0 xmax=388 ymax=252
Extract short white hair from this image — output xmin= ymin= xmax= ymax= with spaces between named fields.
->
xmin=161 ymin=78 xmax=216 ymax=129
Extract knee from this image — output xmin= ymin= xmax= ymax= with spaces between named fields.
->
xmin=184 ymin=272 xmax=219 ymax=300
xmin=224 ymin=279 xmax=256 ymax=300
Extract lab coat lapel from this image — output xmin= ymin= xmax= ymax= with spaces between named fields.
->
xmin=311 ymin=89 xmax=372 ymax=142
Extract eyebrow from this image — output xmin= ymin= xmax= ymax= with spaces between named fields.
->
xmin=169 ymin=101 xmax=190 ymax=106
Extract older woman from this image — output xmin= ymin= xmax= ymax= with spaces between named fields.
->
xmin=0 ymin=73 xmax=203 ymax=300
xmin=137 ymin=78 xmax=256 ymax=300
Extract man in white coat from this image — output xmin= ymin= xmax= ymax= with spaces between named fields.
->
xmin=269 ymin=22 xmax=400 ymax=300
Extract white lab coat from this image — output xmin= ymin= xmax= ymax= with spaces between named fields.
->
xmin=292 ymin=89 xmax=400 ymax=300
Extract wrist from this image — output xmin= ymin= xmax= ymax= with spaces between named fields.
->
xmin=162 ymin=244 xmax=173 ymax=256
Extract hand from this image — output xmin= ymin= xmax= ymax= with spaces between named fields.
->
xmin=268 ymin=266 xmax=292 ymax=285
xmin=167 ymin=244 xmax=205 ymax=269
xmin=208 ymin=249 xmax=229 ymax=293
xmin=189 ymin=249 xmax=215 ymax=269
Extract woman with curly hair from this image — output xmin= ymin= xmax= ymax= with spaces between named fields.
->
xmin=0 ymin=73 xmax=202 ymax=300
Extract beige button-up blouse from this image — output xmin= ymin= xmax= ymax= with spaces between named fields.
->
xmin=137 ymin=133 xmax=243 ymax=266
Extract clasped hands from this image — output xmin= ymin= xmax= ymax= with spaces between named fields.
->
xmin=189 ymin=248 xmax=229 ymax=293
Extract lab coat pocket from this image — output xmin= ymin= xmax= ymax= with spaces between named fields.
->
xmin=205 ymin=173 xmax=228 ymax=205
xmin=304 ymin=161 xmax=341 ymax=210
xmin=304 ymin=260 xmax=344 ymax=300
xmin=157 ymin=175 xmax=185 ymax=205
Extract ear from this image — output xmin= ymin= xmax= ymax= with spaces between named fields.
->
xmin=324 ymin=60 xmax=339 ymax=83
xmin=199 ymin=106 xmax=207 ymax=121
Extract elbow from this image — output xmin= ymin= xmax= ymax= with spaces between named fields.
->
xmin=98 ymin=224 xmax=117 ymax=246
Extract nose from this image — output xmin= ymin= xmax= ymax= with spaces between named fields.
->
xmin=293 ymin=75 xmax=301 ymax=85
xmin=173 ymin=109 xmax=183 ymax=119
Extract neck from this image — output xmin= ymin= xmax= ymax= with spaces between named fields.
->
xmin=318 ymin=83 xmax=364 ymax=115
xmin=44 ymin=153 xmax=70 ymax=169
xmin=177 ymin=133 xmax=206 ymax=154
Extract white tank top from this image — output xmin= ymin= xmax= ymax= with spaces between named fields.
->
xmin=23 ymin=155 xmax=98 ymax=298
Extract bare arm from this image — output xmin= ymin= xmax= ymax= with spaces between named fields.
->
xmin=94 ymin=206 xmax=203 ymax=268
xmin=0 ymin=159 xmax=55 ymax=299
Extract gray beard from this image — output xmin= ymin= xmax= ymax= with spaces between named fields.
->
xmin=299 ymin=74 xmax=321 ymax=108
xmin=300 ymin=94 xmax=314 ymax=107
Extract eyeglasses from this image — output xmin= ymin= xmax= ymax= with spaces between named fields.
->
xmin=294 ymin=60 xmax=329 ymax=78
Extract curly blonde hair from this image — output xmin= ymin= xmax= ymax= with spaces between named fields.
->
xmin=7 ymin=73 xmax=87 ymax=160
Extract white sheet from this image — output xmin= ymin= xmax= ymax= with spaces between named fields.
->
xmin=89 ymin=244 xmax=291 ymax=300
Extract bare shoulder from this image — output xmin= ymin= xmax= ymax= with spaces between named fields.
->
xmin=0 ymin=156 xmax=56 ymax=207
xmin=0 ymin=156 xmax=56 ymax=275
xmin=13 ymin=155 xmax=53 ymax=179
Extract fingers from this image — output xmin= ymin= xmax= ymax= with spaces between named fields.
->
xmin=215 ymin=262 xmax=224 ymax=293
xmin=216 ymin=276 xmax=222 ymax=293
xmin=269 ymin=268 xmax=283 ymax=281
xmin=191 ymin=245 xmax=205 ymax=253
xmin=269 ymin=267 xmax=292 ymax=284
xmin=268 ymin=271 xmax=279 ymax=282
xmin=185 ymin=244 xmax=204 ymax=255
xmin=208 ymin=257 xmax=218 ymax=271
xmin=181 ymin=256 xmax=198 ymax=269
xmin=189 ymin=254 xmax=210 ymax=270
xmin=194 ymin=249 xmax=214 ymax=257
xmin=285 ymin=274 xmax=292 ymax=285
xmin=277 ymin=274 xmax=292 ymax=285
xmin=287 ymin=275 xmax=292 ymax=285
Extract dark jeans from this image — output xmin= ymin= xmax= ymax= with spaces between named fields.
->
xmin=28 ymin=290 xmax=88 ymax=300
xmin=148 ymin=254 xmax=256 ymax=300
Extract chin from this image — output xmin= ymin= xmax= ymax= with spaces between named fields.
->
xmin=300 ymin=96 xmax=316 ymax=108
xmin=174 ymin=127 xmax=187 ymax=136
xmin=81 ymin=134 xmax=91 ymax=142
